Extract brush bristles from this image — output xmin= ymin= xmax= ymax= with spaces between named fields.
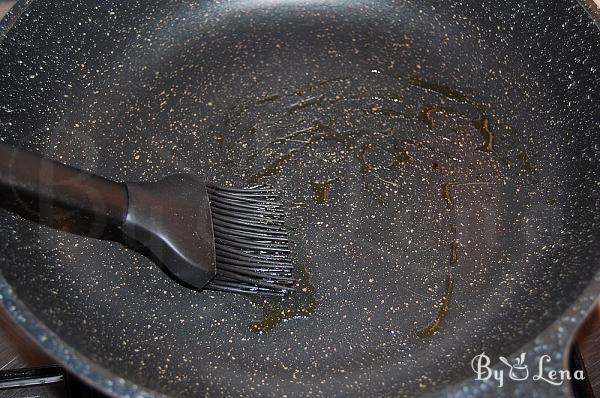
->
xmin=205 ymin=185 xmax=295 ymax=296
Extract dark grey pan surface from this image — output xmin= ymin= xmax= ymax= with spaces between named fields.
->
xmin=0 ymin=0 xmax=599 ymax=397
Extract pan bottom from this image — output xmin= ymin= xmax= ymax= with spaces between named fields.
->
xmin=0 ymin=0 xmax=599 ymax=397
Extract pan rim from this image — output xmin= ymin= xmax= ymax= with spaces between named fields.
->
xmin=0 ymin=0 xmax=599 ymax=397
xmin=0 ymin=4 xmax=171 ymax=398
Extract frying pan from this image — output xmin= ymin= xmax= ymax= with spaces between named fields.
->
xmin=0 ymin=0 xmax=599 ymax=396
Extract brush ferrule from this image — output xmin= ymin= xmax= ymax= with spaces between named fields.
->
xmin=122 ymin=175 xmax=216 ymax=289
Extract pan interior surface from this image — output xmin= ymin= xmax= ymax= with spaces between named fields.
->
xmin=0 ymin=0 xmax=599 ymax=396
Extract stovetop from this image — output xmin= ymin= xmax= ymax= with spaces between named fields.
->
xmin=0 ymin=308 xmax=104 ymax=398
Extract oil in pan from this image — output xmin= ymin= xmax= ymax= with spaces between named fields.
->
xmin=217 ymin=70 xmax=512 ymax=336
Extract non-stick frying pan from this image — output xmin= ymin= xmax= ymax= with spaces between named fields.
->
xmin=0 ymin=0 xmax=599 ymax=396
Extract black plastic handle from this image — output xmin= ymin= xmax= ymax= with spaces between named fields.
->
xmin=0 ymin=141 xmax=128 ymax=225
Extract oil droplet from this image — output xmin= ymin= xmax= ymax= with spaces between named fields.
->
xmin=250 ymin=262 xmax=318 ymax=333
xmin=473 ymin=114 xmax=494 ymax=152
xmin=410 ymin=77 xmax=474 ymax=104
xmin=449 ymin=240 xmax=459 ymax=266
xmin=442 ymin=181 xmax=457 ymax=210
xmin=287 ymin=95 xmax=324 ymax=113
xmin=311 ymin=179 xmax=336 ymax=205
xmin=417 ymin=273 xmax=454 ymax=337
xmin=419 ymin=105 xmax=464 ymax=128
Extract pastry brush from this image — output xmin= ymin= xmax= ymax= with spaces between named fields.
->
xmin=0 ymin=141 xmax=294 ymax=296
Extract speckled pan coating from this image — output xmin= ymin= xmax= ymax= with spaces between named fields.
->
xmin=0 ymin=0 xmax=599 ymax=397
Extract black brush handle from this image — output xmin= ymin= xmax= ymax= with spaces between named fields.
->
xmin=0 ymin=141 xmax=128 ymax=225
